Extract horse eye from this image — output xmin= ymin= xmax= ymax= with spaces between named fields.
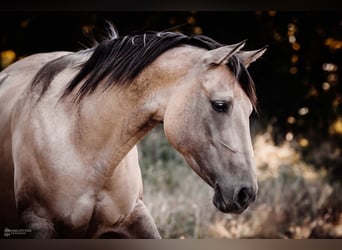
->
xmin=211 ymin=100 xmax=229 ymax=113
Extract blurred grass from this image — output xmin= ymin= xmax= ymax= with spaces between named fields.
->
xmin=137 ymin=124 xmax=342 ymax=238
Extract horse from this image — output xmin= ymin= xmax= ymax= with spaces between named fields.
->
xmin=0 ymin=25 xmax=266 ymax=238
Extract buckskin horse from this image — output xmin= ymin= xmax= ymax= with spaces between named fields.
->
xmin=0 ymin=25 xmax=266 ymax=238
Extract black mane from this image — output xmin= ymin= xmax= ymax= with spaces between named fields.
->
xmin=62 ymin=31 xmax=224 ymax=101
xmin=33 ymin=29 xmax=256 ymax=106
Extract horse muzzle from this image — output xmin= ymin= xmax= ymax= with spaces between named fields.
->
xmin=213 ymin=183 xmax=257 ymax=214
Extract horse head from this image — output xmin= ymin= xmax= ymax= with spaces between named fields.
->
xmin=163 ymin=42 xmax=266 ymax=213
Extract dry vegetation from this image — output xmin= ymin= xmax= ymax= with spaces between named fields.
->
xmin=138 ymin=124 xmax=342 ymax=238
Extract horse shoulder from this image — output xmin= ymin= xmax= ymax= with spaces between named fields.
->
xmin=0 ymin=51 xmax=72 ymax=230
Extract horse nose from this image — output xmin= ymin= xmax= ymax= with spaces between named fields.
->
xmin=213 ymin=183 xmax=257 ymax=213
xmin=234 ymin=186 xmax=256 ymax=208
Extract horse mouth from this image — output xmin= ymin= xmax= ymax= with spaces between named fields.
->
xmin=213 ymin=197 xmax=249 ymax=214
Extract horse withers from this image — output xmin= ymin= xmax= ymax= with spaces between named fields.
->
xmin=0 ymin=27 xmax=266 ymax=238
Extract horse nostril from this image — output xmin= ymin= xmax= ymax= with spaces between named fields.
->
xmin=235 ymin=187 xmax=254 ymax=207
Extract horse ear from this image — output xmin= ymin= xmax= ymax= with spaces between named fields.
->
xmin=204 ymin=40 xmax=247 ymax=66
xmin=237 ymin=46 xmax=268 ymax=68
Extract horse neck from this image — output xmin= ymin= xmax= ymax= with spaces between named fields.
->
xmin=71 ymin=45 xmax=204 ymax=173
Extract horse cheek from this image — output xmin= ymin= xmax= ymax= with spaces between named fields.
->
xmin=163 ymin=105 xmax=190 ymax=155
